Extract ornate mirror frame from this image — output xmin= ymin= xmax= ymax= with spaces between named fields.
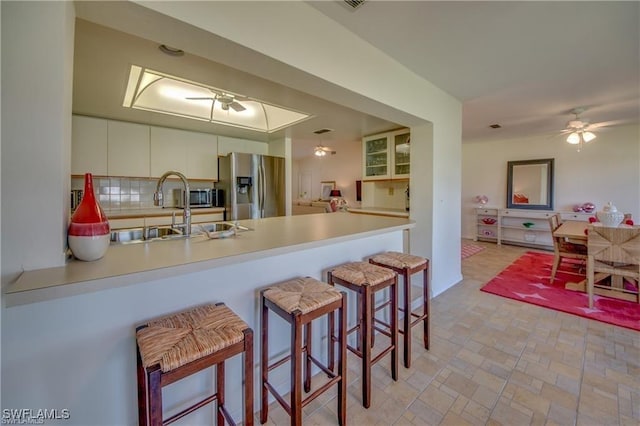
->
xmin=506 ymin=158 xmax=554 ymax=210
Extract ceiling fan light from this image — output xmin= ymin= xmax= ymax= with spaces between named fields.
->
xmin=314 ymin=147 xmax=326 ymax=157
xmin=583 ymin=131 xmax=596 ymax=142
xmin=566 ymin=132 xmax=581 ymax=144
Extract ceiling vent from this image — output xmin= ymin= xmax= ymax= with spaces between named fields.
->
xmin=343 ymin=0 xmax=366 ymax=10
xmin=489 ymin=124 xmax=502 ymax=129
xmin=313 ymin=128 xmax=334 ymax=134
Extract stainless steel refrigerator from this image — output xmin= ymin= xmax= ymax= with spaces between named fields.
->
xmin=218 ymin=152 xmax=286 ymax=220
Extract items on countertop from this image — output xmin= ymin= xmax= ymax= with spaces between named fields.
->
xmin=68 ymin=173 xmax=110 ymax=261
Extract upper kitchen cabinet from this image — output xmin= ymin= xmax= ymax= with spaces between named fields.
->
xmin=107 ymin=121 xmax=150 ymax=177
xmin=363 ymin=134 xmax=390 ymax=180
xmin=71 ymin=115 xmax=108 ymax=176
xmin=391 ymin=130 xmax=410 ymax=179
xmin=217 ymin=136 xmax=268 ymax=156
xmin=150 ymin=127 xmax=187 ymax=176
xmin=185 ymin=132 xmax=218 ymax=180
xmin=362 ymin=129 xmax=410 ymax=180
xmin=150 ymin=127 xmax=218 ymax=180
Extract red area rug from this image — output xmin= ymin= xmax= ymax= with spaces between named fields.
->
xmin=481 ymin=252 xmax=640 ymax=331
xmin=462 ymin=243 xmax=485 ymax=259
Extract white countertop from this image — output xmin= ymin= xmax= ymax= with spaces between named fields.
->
xmin=348 ymin=206 xmax=410 ymax=218
xmin=105 ymin=207 xmax=225 ymax=219
xmin=5 ymin=213 xmax=413 ymax=306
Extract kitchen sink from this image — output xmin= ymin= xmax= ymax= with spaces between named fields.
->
xmin=110 ymin=226 xmax=186 ymax=245
xmin=192 ymin=222 xmax=250 ymax=239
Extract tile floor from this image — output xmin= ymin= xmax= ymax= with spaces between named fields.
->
xmin=259 ymin=240 xmax=640 ymax=425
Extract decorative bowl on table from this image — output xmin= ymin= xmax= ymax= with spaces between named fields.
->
xmin=596 ymin=202 xmax=624 ymax=227
xmin=481 ymin=218 xmax=496 ymax=225
xmin=522 ymin=222 xmax=535 ymax=228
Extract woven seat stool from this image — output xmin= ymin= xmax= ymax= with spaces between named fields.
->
xmin=260 ymin=277 xmax=347 ymax=426
xmin=327 ymin=261 xmax=398 ymax=408
xmin=369 ymin=251 xmax=429 ymax=368
xmin=136 ymin=303 xmax=253 ymax=426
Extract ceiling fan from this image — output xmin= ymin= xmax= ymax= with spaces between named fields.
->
xmin=314 ymin=145 xmax=336 ymax=157
xmin=186 ymin=89 xmax=247 ymax=112
xmin=560 ymin=107 xmax=602 ymax=151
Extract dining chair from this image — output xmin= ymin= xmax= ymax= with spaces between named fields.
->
xmin=548 ymin=215 xmax=587 ymax=283
xmin=586 ymin=225 xmax=640 ymax=308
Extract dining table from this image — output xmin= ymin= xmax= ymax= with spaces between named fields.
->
xmin=552 ymin=221 xmax=589 ymax=292
xmin=552 ymin=220 xmax=587 ymax=243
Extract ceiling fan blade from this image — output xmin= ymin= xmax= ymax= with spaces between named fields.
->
xmin=186 ymin=97 xmax=215 ymax=101
xmin=588 ymin=119 xmax=630 ymax=129
xmin=229 ymin=101 xmax=246 ymax=112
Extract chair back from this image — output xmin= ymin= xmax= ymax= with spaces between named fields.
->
xmin=588 ymin=225 xmax=640 ymax=269
xmin=548 ymin=214 xmax=563 ymax=253
xmin=548 ymin=214 xmax=561 ymax=233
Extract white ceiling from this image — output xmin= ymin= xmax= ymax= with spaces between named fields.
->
xmin=309 ymin=1 xmax=639 ymax=142
xmin=73 ymin=1 xmax=639 ymax=158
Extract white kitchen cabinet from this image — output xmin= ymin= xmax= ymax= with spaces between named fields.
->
xmin=71 ymin=115 xmax=108 ymax=176
xmin=150 ymin=127 xmax=218 ymax=180
xmin=144 ymin=215 xmax=175 ymax=227
xmin=362 ymin=129 xmax=410 ymax=180
xmin=217 ymin=136 xmax=268 ymax=156
xmin=391 ymin=130 xmax=411 ymax=179
xmin=150 ymin=127 xmax=188 ymax=177
xmin=109 ymin=218 xmax=145 ymax=230
xmin=107 ymin=121 xmax=150 ymax=177
xmin=363 ymin=134 xmax=390 ymax=180
xmin=185 ymin=132 xmax=218 ymax=180
xmin=192 ymin=212 xmax=224 ymax=223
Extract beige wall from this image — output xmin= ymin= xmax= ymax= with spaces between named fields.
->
xmin=462 ymin=124 xmax=640 ymax=239
xmin=293 ymin=139 xmax=362 ymax=206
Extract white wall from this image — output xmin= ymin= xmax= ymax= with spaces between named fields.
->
xmin=462 ymin=124 xmax=640 ymax=239
xmin=136 ymin=0 xmax=463 ymax=295
xmin=1 ymin=1 xmax=75 ymax=286
xmin=1 ymin=1 xmax=463 ymax=419
xmin=362 ymin=180 xmax=409 ymax=209
xmin=293 ymin=139 xmax=362 ymax=206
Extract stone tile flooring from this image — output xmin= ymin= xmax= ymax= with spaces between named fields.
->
xmin=258 ymin=241 xmax=640 ymax=425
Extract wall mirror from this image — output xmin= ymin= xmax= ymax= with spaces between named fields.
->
xmin=506 ymin=158 xmax=554 ymax=210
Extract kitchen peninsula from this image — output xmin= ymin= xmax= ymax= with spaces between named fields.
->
xmin=3 ymin=213 xmax=413 ymax=424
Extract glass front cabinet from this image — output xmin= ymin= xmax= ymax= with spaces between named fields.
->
xmin=392 ymin=131 xmax=410 ymax=178
xmin=362 ymin=129 xmax=410 ymax=180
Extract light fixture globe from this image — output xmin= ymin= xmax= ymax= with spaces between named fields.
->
xmin=583 ymin=131 xmax=596 ymax=142
xmin=566 ymin=132 xmax=581 ymax=144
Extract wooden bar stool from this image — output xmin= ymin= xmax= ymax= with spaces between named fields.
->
xmin=327 ymin=261 xmax=398 ymax=408
xmin=369 ymin=252 xmax=429 ymax=368
xmin=260 ymin=277 xmax=347 ymax=426
xmin=136 ymin=303 xmax=253 ymax=426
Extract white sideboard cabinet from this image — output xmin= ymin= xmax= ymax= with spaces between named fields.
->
xmin=474 ymin=208 xmax=592 ymax=250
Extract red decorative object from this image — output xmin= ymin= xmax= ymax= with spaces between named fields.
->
xmin=481 ymin=218 xmax=496 ymax=224
xmin=626 ymin=219 xmax=635 ymax=226
xmin=68 ymin=173 xmax=110 ymax=261
xmin=588 ymin=216 xmax=597 ymax=223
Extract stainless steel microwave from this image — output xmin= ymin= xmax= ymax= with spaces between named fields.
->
xmin=173 ymin=188 xmax=213 ymax=208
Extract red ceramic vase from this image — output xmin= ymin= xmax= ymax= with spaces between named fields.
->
xmin=68 ymin=173 xmax=110 ymax=261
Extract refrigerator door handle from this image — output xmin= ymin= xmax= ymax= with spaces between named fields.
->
xmin=259 ymin=157 xmax=266 ymax=217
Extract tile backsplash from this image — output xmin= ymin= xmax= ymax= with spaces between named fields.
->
xmin=71 ymin=177 xmax=214 ymax=211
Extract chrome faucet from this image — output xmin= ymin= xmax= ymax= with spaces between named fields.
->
xmin=154 ymin=170 xmax=191 ymax=236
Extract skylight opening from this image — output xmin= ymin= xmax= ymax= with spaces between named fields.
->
xmin=123 ymin=65 xmax=311 ymax=133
